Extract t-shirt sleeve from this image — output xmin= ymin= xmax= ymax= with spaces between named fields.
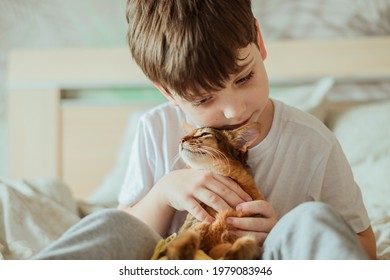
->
xmin=118 ymin=115 xmax=156 ymax=206
xmin=117 ymin=103 xmax=188 ymax=208
xmin=319 ymin=137 xmax=370 ymax=233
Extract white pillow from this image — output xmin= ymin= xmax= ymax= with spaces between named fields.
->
xmin=327 ymin=100 xmax=390 ymax=211
xmin=328 ymin=100 xmax=390 ymax=166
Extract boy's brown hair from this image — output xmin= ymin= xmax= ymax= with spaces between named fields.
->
xmin=126 ymin=0 xmax=258 ymax=101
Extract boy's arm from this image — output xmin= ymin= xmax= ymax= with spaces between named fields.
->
xmin=119 ymin=169 xmax=253 ymax=237
xmin=357 ymin=226 xmax=377 ymax=260
xmin=119 ymin=185 xmax=176 ymax=236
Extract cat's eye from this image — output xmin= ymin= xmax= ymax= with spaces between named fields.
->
xmin=200 ymin=132 xmax=211 ymax=137
xmin=195 ymin=132 xmax=212 ymax=138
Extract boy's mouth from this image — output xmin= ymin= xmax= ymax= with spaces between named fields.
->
xmin=221 ymin=117 xmax=251 ymax=130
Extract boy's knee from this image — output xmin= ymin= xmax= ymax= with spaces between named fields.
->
xmin=99 ymin=208 xmax=132 ymax=220
xmin=264 ymin=202 xmax=366 ymax=259
xmin=86 ymin=208 xmax=151 ymax=231
xmin=86 ymin=208 xmax=129 ymax=224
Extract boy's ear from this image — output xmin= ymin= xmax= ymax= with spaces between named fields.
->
xmin=153 ymin=82 xmax=179 ymax=106
xmin=255 ymin=20 xmax=267 ymax=61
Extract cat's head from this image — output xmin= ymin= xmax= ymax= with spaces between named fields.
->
xmin=179 ymin=122 xmax=261 ymax=170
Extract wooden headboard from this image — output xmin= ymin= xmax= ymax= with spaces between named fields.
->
xmin=7 ymin=36 xmax=390 ymax=199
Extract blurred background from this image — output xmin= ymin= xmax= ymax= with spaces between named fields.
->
xmin=0 ymin=0 xmax=128 ymax=178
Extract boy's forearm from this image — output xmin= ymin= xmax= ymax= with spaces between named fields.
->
xmin=118 ymin=187 xmax=175 ymax=236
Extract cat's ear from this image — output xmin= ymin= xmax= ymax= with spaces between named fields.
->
xmin=182 ymin=122 xmax=195 ymax=134
xmin=231 ymin=123 xmax=261 ymax=152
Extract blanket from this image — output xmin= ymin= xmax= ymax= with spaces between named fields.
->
xmin=0 ymin=178 xmax=81 ymax=259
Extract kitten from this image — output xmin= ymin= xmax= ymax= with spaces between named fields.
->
xmin=166 ymin=122 xmax=265 ymax=260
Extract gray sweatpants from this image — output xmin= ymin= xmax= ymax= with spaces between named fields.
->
xmin=32 ymin=202 xmax=368 ymax=260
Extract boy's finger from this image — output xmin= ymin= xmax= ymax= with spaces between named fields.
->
xmin=186 ymin=199 xmax=215 ymax=223
xmin=227 ymin=216 xmax=274 ymax=233
xmin=236 ymin=200 xmax=275 ymax=218
xmin=213 ymin=174 xmax=253 ymax=202
xmin=194 ymin=188 xmax=232 ymax=212
xmin=205 ymin=180 xmax=246 ymax=207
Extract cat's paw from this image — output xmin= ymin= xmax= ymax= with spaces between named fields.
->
xmin=208 ymin=243 xmax=232 ymax=259
xmin=223 ymin=235 xmax=260 ymax=260
xmin=167 ymin=231 xmax=200 ymax=260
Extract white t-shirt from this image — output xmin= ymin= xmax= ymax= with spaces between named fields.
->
xmin=119 ymin=99 xmax=370 ymax=235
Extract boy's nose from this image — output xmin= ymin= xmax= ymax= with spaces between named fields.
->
xmin=223 ymin=101 xmax=246 ymax=119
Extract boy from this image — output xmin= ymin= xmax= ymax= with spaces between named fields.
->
xmin=118 ymin=0 xmax=375 ymax=259
xmin=34 ymin=0 xmax=375 ymax=259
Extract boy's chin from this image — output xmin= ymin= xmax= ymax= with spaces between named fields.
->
xmin=219 ymin=112 xmax=259 ymax=130
xmin=218 ymin=119 xmax=251 ymax=130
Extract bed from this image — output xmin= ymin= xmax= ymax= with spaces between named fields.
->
xmin=2 ymin=35 xmax=390 ymax=260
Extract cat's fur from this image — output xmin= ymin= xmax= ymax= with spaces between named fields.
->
xmin=166 ymin=122 xmax=265 ymax=260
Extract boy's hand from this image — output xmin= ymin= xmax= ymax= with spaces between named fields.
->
xmin=227 ymin=200 xmax=277 ymax=245
xmin=157 ymin=169 xmax=253 ymax=223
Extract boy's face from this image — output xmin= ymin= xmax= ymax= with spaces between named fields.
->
xmin=171 ymin=43 xmax=270 ymax=130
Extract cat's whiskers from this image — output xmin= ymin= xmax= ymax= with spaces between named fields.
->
xmin=199 ymin=146 xmax=231 ymax=175
xmin=194 ymin=148 xmax=210 ymax=162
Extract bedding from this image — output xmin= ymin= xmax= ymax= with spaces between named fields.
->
xmin=0 ymin=178 xmax=106 ymax=260
xmin=0 ymin=178 xmax=80 ymax=259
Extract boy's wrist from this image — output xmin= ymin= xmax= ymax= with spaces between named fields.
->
xmin=150 ymin=181 xmax=176 ymax=215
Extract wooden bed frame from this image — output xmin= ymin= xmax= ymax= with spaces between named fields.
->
xmin=7 ymin=36 xmax=390 ymax=199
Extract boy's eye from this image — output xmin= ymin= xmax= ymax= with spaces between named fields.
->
xmin=236 ymin=71 xmax=254 ymax=85
xmin=192 ymin=96 xmax=213 ymax=107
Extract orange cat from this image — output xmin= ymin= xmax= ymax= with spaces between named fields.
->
xmin=165 ymin=122 xmax=265 ymax=260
